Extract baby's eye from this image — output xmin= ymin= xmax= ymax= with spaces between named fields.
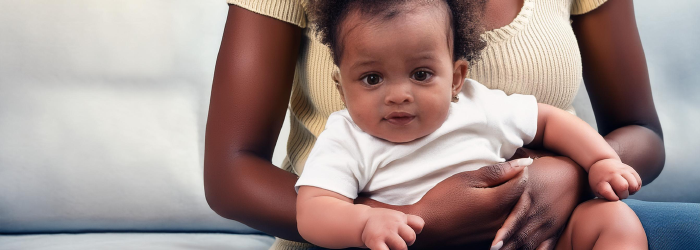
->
xmin=361 ymin=74 xmax=383 ymax=86
xmin=412 ymin=71 xmax=432 ymax=81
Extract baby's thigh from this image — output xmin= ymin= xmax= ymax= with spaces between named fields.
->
xmin=555 ymin=199 xmax=647 ymax=250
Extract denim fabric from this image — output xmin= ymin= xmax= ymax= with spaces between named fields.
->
xmin=624 ymin=199 xmax=700 ymax=250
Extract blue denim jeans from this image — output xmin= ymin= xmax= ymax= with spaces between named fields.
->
xmin=624 ymin=199 xmax=700 ymax=249
xmin=310 ymin=200 xmax=700 ymax=249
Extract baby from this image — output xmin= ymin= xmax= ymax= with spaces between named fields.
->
xmin=296 ymin=0 xmax=647 ymax=249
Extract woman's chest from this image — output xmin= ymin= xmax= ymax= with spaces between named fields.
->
xmin=468 ymin=0 xmax=583 ymax=110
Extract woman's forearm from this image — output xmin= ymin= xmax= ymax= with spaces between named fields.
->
xmin=204 ymin=152 xmax=306 ymax=242
xmin=205 ymin=4 xmax=304 ymax=242
xmin=571 ymin=0 xmax=664 ymax=184
xmin=604 ymin=125 xmax=665 ymax=184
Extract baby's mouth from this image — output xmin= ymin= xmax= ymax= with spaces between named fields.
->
xmin=384 ymin=112 xmax=415 ymax=126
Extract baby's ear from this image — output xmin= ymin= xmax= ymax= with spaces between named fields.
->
xmin=331 ymin=68 xmax=347 ymax=104
xmin=452 ymin=60 xmax=469 ymax=95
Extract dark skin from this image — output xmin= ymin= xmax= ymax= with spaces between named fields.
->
xmin=204 ymin=0 xmax=664 ymax=249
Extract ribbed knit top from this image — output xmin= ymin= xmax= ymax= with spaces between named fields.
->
xmin=226 ymin=0 xmax=608 ymax=249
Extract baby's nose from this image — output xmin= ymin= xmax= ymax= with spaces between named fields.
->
xmin=384 ymin=83 xmax=414 ymax=105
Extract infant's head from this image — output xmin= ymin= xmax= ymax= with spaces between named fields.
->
xmin=310 ymin=0 xmax=487 ymax=143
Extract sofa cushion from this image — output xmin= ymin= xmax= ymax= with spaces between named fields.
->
xmin=0 ymin=233 xmax=274 ymax=250
xmin=0 ymin=86 xmax=258 ymax=234
xmin=0 ymin=0 xmax=264 ymax=234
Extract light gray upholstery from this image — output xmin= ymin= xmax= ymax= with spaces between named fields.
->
xmin=0 ymin=233 xmax=274 ymax=250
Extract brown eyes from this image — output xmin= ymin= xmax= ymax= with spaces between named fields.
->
xmin=413 ymin=71 xmax=429 ymax=81
xmin=362 ymin=74 xmax=383 ymax=85
xmin=360 ymin=70 xmax=432 ymax=86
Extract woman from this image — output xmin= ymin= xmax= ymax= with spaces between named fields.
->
xmin=204 ymin=0 xmax=692 ymax=249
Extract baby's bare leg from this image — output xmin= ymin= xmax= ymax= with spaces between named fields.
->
xmin=555 ymin=199 xmax=647 ymax=250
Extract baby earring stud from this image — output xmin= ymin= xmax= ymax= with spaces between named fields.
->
xmin=452 ymin=94 xmax=459 ymax=102
xmin=331 ymin=68 xmax=341 ymax=86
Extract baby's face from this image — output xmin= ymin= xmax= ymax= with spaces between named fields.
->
xmin=336 ymin=4 xmax=464 ymax=143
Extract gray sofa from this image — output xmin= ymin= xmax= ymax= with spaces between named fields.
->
xmin=1 ymin=1 xmax=698 ymax=249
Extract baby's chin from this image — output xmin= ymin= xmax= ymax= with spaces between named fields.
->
xmin=371 ymin=131 xmax=426 ymax=144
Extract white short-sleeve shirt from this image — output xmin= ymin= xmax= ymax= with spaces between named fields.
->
xmin=295 ymin=79 xmax=538 ymax=205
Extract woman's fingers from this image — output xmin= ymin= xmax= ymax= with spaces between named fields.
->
xmin=491 ymin=189 xmax=532 ymax=249
xmin=497 ymin=156 xmax=581 ymax=250
xmin=475 ymin=158 xmax=532 ymax=188
xmin=535 ymin=237 xmax=558 ymax=250
xmin=501 ymin=208 xmax=560 ymax=250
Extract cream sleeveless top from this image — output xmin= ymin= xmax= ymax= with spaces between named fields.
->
xmin=226 ymin=0 xmax=608 ymax=249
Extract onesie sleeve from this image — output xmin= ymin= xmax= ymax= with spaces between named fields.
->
xmin=227 ymin=0 xmax=307 ymax=28
xmin=571 ymin=0 xmax=608 ymax=15
xmin=295 ymin=114 xmax=365 ymax=200
xmin=465 ymin=79 xmax=538 ymax=158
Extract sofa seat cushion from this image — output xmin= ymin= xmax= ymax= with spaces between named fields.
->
xmin=0 ymin=233 xmax=274 ymax=250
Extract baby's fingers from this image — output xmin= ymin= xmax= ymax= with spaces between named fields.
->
xmin=398 ymin=223 xmax=417 ymax=247
xmin=622 ymin=172 xmax=640 ymax=194
xmin=406 ymin=214 xmax=425 ymax=234
xmin=596 ymin=182 xmax=619 ymax=201
xmin=610 ymin=176 xmax=630 ymax=200
xmin=365 ymin=239 xmax=390 ymax=250
xmin=385 ymin=233 xmax=408 ymax=250
xmin=633 ymin=170 xmax=643 ymax=189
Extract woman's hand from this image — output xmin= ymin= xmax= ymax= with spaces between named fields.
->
xmin=356 ymin=158 xmax=532 ymax=249
xmin=492 ymin=148 xmax=591 ymax=250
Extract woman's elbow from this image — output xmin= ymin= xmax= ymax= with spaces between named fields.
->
xmin=203 ymin=159 xmax=243 ymax=220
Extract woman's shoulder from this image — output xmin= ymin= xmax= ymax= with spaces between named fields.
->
xmin=571 ymin=0 xmax=608 ymax=15
xmin=226 ymin=0 xmax=308 ymax=28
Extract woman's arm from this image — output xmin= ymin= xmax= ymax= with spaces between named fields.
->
xmin=491 ymin=2 xmax=664 ymax=249
xmin=206 ymin=5 xmax=537 ymax=245
xmin=571 ymin=0 xmax=665 ymax=184
xmin=203 ymin=5 xmax=304 ymax=241
xmin=492 ymin=1 xmax=665 ymax=249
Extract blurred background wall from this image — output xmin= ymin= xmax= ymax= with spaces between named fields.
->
xmin=0 ymin=0 xmax=698 ymax=203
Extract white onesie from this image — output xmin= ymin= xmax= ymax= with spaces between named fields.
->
xmin=295 ymin=79 xmax=538 ymax=205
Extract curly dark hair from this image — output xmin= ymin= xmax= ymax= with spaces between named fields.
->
xmin=308 ymin=0 xmax=487 ymax=66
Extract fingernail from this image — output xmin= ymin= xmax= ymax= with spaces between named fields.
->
xmin=516 ymin=158 xmax=533 ymax=167
xmin=491 ymin=241 xmax=503 ymax=250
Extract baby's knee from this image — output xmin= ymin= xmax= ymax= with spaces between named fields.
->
xmin=572 ymin=200 xmax=645 ymax=240
xmin=562 ymin=200 xmax=647 ymax=250
xmin=573 ymin=199 xmax=637 ymax=222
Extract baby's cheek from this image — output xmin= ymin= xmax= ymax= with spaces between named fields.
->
xmin=349 ymin=109 xmax=380 ymax=133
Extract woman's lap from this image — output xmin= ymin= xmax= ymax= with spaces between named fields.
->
xmin=310 ymin=200 xmax=699 ymax=250
xmin=624 ymin=199 xmax=700 ymax=249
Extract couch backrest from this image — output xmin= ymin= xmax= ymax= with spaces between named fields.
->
xmin=0 ymin=0 xmax=259 ymax=234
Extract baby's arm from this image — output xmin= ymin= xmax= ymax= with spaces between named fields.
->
xmin=528 ymin=103 xmax=642 ymax=200
xmin=297 ymin=186 xmax=424 ymax=250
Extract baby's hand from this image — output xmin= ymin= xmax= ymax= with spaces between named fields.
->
xmin=588 ymin=159 xmax=642 ymax=201
xmin=361 ymin=208 xmax=424 ymax=250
